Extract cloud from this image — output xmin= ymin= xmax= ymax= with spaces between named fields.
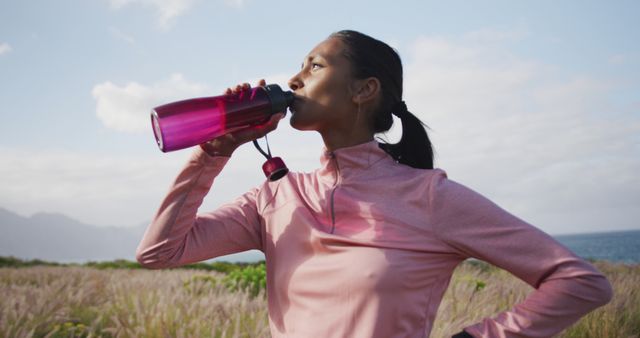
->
xmin=92 ymin=72 xmax=294 ymax=134
xmin=0 ymin=146 xmax=183 ymax=227
xmin=108 ymin=0 xmax=197 ymax=29
xmin=109 ymin=26 xmax=135 ymax=45
xmin=92 ymin=73 xmax=211 ymax=133
xmin=402 ymin=32 xmax=640 ymax=233
xmin=223 ymin=0 xmax=246 ymax=8
xmin=0 ymin=122 xmax=322 ymax=228
xmin=0 ymin=42 xmax=12 ymax=55
xmin=0 ymin=144 xmax=263 ymax=227
xmin=463 ymin=26 xmax=529 ymax=43
xmin=107 ymin=0 xmax=247 ymax=29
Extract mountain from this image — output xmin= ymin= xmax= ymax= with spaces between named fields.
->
xmin=0 ymin=207 xmax=147 ymax=262
xmin=0 ymin=207 xmax=264 ymax=263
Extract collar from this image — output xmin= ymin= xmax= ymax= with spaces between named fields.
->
xmin=318 ymin=140 xmax=392 ymax=180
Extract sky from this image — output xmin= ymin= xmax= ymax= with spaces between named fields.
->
xmin=0 ymin=0 xmax=639 ymax=237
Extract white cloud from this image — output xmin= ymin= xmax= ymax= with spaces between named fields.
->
xmin=9 ymin=69 xmax=319 ymax=227
xmin=463 ymin=25 xmax=529 ymax=44
xmin=0 ymin=42 xmax=12 ymax=55
xmin=0 ymin=121 xmax=322 ymax=228
xmin=108 ymin=0 xmax=197 ymax=29
xmin=92 ymin=73 xmax=295 ymax=134
xmin=92 ymin=73 xmax=211 ymax=133
xmin=403 ymin=32 xmax=640 ymax=234
xmin=0 ymin=146 xmax=183 ymax=227
xmin=223 ymin=0 xmax=246 ymax=9
xmin=107 ymin=0 xmax=246 ymax=29
xmin=83 ymin=70 xmax=322 ymax=225
xmin=109 ymin=26 xmax=135 ymax=45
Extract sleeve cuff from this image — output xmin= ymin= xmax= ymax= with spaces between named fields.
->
xmin=190 ymin=145 xmax=231 ymax=168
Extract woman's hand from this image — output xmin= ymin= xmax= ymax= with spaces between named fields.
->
xmin=200 ymin=79 xmax=285 ymax=157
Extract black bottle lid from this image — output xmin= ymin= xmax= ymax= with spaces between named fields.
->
xmin=263 ymin=84 xmax=294 ymax=115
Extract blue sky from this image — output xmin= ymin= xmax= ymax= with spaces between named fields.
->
xmin=1 ymin=0 xmax=639 ymax=237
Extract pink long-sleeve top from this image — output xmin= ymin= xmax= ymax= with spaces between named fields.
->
xmin=136 ymin=140 xmax=612 ymax=338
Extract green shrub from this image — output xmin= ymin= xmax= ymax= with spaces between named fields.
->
xmin=84 ymin=259 xmax=141 ymax=270
xmin=223 ymin=263 xmax=267 ymax=298
xmin=0 ymin=256 xmax=61 ymax=268
xmin=181 ymin=261 xmax=241 ymax=273
xmin=182 ymin=263 xmax=267 ymax=298
xmin=0 ymin=256 xmax=266 ymax=273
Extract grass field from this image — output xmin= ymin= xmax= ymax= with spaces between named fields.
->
xmin=1 ymin=259 xmax=638 ymax=337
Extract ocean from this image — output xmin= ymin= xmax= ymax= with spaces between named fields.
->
xmin=554 ymin=229 xmax=640 ymax=264
xmin=232 ymin=230 xmax=640 ymax=265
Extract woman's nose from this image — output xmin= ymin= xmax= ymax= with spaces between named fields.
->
xmin=288 ymin=73 xmax=303 ymax=91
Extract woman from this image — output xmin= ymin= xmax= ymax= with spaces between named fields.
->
xmin=136 ymin=30 xmax=612 ymax=337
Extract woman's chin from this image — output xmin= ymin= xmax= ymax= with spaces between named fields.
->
xmin=289 ymin=114 xmax=312 ymax=131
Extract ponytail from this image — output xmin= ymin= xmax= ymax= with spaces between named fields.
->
xmin=330 ymin=30 xmax=435 ymax=170
xmin=379 ymin=101 xmax=434 ymax=169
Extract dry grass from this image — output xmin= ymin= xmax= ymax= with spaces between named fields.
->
xmin=0 ymin=267 xmax=268 ymax=338
xmin=1 ymin=261 xmax=637 ymax=337
xmin=431 ymin=261 xmax=640 ymax=337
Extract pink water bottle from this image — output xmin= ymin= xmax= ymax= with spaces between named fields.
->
xmin=151 ymin=84 xmax=293 ymax=152
xmin=151 ymin=84 xmax=293 ymax=181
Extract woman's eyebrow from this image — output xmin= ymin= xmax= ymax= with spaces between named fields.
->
xmin=301 ymin=55 xmax=317 ymax=69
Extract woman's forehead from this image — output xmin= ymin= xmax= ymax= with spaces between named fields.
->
xmin=305 ymin=37 xmax=347 ymax=62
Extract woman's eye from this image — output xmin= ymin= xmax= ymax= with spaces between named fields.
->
xmin=311 ymin=63 xmax=322 ymax=70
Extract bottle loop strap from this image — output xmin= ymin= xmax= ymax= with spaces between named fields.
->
xmin=253 ymin=134 xmax=272 ymax=159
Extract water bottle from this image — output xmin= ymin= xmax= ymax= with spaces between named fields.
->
xmin=151 ymin=84 xmax=293 ymax=181
xmin=151 ymin=84 xmax=293 ymax=152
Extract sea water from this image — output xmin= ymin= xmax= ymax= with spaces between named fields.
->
xmin=554 ymin=229 xmax=640 ymax=264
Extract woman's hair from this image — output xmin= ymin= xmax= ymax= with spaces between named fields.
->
xmin=329 ymin=30 xmax=434 ymax=169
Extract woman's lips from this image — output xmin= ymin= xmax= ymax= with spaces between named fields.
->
xmin=289 ymin=95 xmax=303 ymax=114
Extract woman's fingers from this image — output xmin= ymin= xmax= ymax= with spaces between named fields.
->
xmin=234 ymin=113 xmax=285 ymax=143
xmin=200 ymin=111 xmax=284 ymax=157
xmin=224 ymin=80 xmax=268 ymax=95
xmin=205 ymin=80 xmax=279 ymax=156
xmin=259 ymin=112 xmax=285 ymax=134
xmin=224 ymin=84 xmax=245 ymax=95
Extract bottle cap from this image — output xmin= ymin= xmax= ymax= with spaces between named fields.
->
xmin=264 ymin=84 xmax=294 ymax=115
xmin=262 ymin=157 xmax=289 ymax=181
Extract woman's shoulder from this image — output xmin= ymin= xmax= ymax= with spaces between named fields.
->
xmin=381 ymin=159 xmax=449 ymax=186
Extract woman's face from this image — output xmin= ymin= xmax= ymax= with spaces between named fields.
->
xmin=287 ymin=37 xmax=358 ymax=133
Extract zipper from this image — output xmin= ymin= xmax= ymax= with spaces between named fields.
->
xmin=329 ymin=153 xmax=341 ymax=234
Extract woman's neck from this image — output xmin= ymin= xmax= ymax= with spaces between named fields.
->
xmin=321 ymin=130 xmax=374 ymax=152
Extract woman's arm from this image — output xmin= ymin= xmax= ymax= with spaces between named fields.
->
xmin=135 ymin=146 xmax=264 ymax=269
xmin=428 ymin=171 xmax=613 ymax=337
xmin=137 ymin=81 xmax=284 ymax=269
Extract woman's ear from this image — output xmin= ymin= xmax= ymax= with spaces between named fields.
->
xmin=352 ymin=77 xmax=381 ymax=104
